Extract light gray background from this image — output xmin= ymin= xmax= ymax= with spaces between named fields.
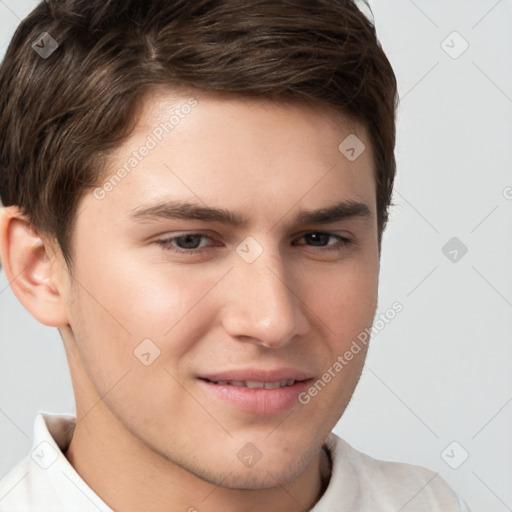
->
xmin=1 ymin=1 xmax=511 ymax=511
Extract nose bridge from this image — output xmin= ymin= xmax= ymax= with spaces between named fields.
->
xmin=222 ymin=240 xmax=308 ymax=347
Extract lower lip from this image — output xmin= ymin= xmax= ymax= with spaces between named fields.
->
xmin=198 ymin=379 xmax=312 ymax=415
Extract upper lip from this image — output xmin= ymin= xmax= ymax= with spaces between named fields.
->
xmin=199 ymin=368 xmax=313 ymax=383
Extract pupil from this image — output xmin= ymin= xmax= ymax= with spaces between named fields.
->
xmin=306 ymin=233 xmax=328 ymax=246
xmin=177 ymin=235 xmax=201 ymax=249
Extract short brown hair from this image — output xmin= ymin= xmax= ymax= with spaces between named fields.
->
xmin=0 ymin=0 xmax=398 ymax=268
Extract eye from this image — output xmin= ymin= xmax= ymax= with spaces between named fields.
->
xmin=155 ymin=233 xmax=214 ymax=253
xmin=154 ymin=231 xmax=352 ymax=256
xmin=294 ymin=232 xmax=351 ymax=251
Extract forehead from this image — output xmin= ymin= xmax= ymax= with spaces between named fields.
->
xmin=139 ymin=88 xmax=369 ymax=152
xmin=88 ymin=89 xmax=376 ymax=226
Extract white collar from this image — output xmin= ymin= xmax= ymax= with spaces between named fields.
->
xmin=0 ymin=413 xmax=465 ymax=511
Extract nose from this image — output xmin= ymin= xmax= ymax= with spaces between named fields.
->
xmin=221 ymin=246 xmax=310 ymax=349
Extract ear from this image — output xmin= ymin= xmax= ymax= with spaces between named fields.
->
xmin=0 ymin=206 xmax=70 ymax=327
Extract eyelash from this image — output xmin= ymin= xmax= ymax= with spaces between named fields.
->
xmin=154 ymin=232 xmax=352 ymax=255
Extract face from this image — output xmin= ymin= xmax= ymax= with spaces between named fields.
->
xmin=60 ymin=90 xmax=379 ymax=489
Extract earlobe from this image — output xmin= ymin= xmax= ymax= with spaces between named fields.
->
xmin=0 ymin=206 xmax=69 ymax=327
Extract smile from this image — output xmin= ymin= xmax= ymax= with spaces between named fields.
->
xmin=207 ymin=379 xmax=297 ymax=389
xmin=198 ymin=376 xmax=312 ymax=414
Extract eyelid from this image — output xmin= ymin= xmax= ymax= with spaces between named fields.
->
xmin=154 ymin=231 xmax=353 ymax=255
xmin=154 ymin=232 xmax=216 ymax=252
xmin=294 ymin=233 xmax=352 ymax=251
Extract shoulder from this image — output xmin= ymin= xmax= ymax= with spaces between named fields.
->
xmin=314 ymin=432 xmax=469 ymax=512
xmin=0 ymin=456 xmax=33 ymax=511
xmin=0 ymin=413 xmax=112 ymax=512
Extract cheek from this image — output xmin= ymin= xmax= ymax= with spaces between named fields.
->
xmin=299 ymin=256 xmax=379 ymax=344
xmin=66 ymin=251 xmax=224 ymax=376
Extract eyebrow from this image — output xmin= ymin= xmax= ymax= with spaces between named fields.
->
xmin=130 ymin=199 xmax=372 ymax=226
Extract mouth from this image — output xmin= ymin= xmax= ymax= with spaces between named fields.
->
xmin=201 ymin=378 xmax=300 ymax=389
xmin=197 ymin=371 xmax=313 ymax=414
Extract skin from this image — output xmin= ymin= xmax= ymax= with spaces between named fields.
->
xmin=0 ymin=90 xmax=380 ymax=512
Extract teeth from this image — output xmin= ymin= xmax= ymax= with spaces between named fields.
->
xmin=246 ymin=381 xmax=265 ymax=389
xmin=213 ymin=379 xmax=297 ymax=389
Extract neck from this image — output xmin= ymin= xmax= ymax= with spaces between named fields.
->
xmin=64 ymin=402 xmax=330 ymax=512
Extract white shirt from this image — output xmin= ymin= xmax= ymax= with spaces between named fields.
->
xmin=0 ymin=413 xmax=470 ymax=511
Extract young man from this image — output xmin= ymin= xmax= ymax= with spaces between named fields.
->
xmin=0 ymin=0 xmax=469 ymax=510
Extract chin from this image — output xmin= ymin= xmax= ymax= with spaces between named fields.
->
xmin=181 ymin=445 xmax=317 ymax=491
xmin=206 ymin=463 xmax=305 ymax=490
